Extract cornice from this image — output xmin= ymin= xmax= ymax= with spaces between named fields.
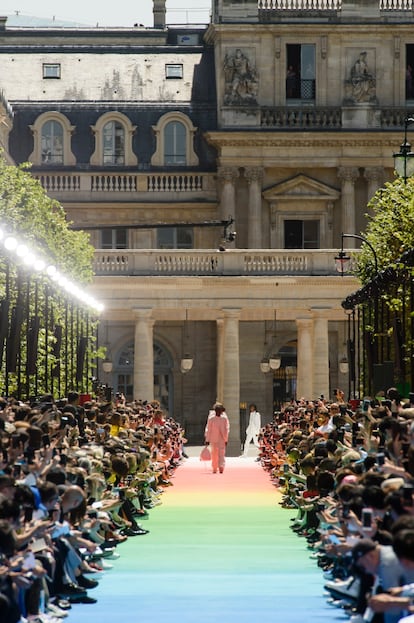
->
xmin=205 ymin=133 xmax=399 ymax=149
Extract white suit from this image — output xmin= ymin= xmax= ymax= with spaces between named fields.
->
xmin=243 ymin=408 xmax=261 ymax=455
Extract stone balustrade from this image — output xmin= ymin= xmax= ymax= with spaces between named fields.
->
xmin=258 ymin=0 xmax=413 ymax=10
xmin=93 ymin=249 xmax=357 ymax=277
xmin=260 ymin=107 xmax=412 ymax=129
xmin=261 ymin=107 xmax=342 ymax=128
xmin=32 ymin=171 xmax=216 ymax=196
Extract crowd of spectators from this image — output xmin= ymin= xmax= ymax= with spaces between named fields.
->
xmin=259 ymin=387 xmax=414 ymax=623
xmin=0 ymin=391 xmax=188 ymax=623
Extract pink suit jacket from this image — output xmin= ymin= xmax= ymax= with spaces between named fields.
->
xmin=205 ymin=414 xmax=229 ymax=446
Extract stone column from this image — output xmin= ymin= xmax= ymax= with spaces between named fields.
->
xmin=221 ymin=308 xmax=241 ymax=455
xmin=337 ymin=167 xmax=359 ymax=246
xmin=312 ymin=312 xmax=330 ymax=400
xmin=296 ymin=318 xmax=313 ymax=400
xmin=133 ymin=308 xmax=154 ymax=402
xmin=364 ymin=166 xmax=384 ymax=201
xmin=216 ymin=318 xmax=224 ymax=404
xmin=245 ymin=166 xmax=264 ymax=249
xmin=217 ymin=166 xmax=239 ymax=222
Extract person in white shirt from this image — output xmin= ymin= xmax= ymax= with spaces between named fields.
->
xmin=242 ymin=404 xmax=261 ymax=456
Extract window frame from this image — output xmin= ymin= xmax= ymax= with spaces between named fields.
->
xmin=29 ymin=112 xmax=76 ymax=166
xmin=151 ymin=112 xmax=199 ymax=167
xmin=100 ymin=228 xmax=128 ymax=250
xmin=42 ymin=63 xmax=61 ymax=79
xmin=157 ymin=226 xmax=194 ymax=249
xmin=102 ymin=120 xmax=126 ymax=166
xmin=165 ymin=64 xmax=183 ymax=79
xmin=284 ymin=219 xmax=320 ymax=249
xmin=286 ymin=43 xmax=316 ymax=102
xmin=90 ymin=112 xmax=137 ymax=167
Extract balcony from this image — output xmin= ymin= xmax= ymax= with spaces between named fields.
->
xmin=32 ymin=171 xmax=217 ymax=201
xmin=93 ymin=248 xmax=356 ymax=277
xmin=260 ymin=106 xmax=412 ymax=129
xmin=258 ymin=0 xmax=413 ymax=12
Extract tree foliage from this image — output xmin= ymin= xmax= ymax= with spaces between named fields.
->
xmin=0 ymin=157 xmax=94 ymax=282
xmin=356 ymin=176 xmax=414 ymax=283
xmin=0 ymin=156 xmax=99 ymax=398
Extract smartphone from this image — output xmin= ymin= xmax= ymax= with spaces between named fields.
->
xmin=362 ymin=508 xmax=373 ymax=530
xmin=42 ymin=434 xmax=50 ymax=447
xmin=409 ymin=392 xmax=414 ymax=406
xmin=13 ymin=463 xmax=22 ymax=479
xmin=283 ymin=463 xmax=289 ymax=473
xmin=402 ymin=485 xmax=414 ymax=507
xmin=59 ymin=453 xmax=67 ymax=467
xmin=342 ymin=505 xmax=350 ymax=519
xmin=22 ymin=550 xmax=36 ymax=570
xmin=59 ymin=416 xmax=69 ymax=429
xmin=363 ymin=399 xmax=370 ymax=412
xmin=11 ymin=434 xmax=21 ymax=449
xmin=24 ymin=507 xmax=33 ymax=523
xmin=376 ymin=452 xmax=385 ymax=467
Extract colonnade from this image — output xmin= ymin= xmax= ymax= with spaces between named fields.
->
xmin=130 ymin=309 xmax=339 ymax=452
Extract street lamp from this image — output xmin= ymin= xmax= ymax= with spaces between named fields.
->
xmin=335 ymin=232 xmax=378 ymax=276
xmin=260 ymin=311 xmax=281 ymax=373
xmin=393 ymin=116 xmax=414 ymax=183
xmin=180 ymin=309 xmax=193 ymax=374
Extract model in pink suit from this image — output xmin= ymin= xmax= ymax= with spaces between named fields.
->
xmin=204 ymin=403 xmax=230 ymax=473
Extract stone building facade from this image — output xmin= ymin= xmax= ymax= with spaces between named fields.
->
xmin=0 ymin=0 xmax=411 ymax=449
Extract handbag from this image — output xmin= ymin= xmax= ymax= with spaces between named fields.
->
xmin=200 ymin=445 xmax=211 ymax=461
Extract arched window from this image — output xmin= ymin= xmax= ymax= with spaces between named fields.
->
xmin=164 ymin=120 xmax=186 ymax=165
xmin=29 ymin=112 xmax=76 ymax=166
xmin=90 ymin=112 xmax=137 ymax=167
xmin=41 ymin=120 xmax=64 ymax=164
xmin=103 ymin=121 xmax=125 ymax=165
xmin=151 ymin=112 xmax=198 ymax=167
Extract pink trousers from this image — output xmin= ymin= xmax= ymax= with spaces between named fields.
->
xmin=211 ymin=443 xmax=226 ymax=472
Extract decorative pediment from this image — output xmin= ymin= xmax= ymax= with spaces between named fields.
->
xmin=263 ymin=174 xmax=340 ymax=202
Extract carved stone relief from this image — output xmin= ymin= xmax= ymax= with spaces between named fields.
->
xmin=223 ymin=48 xmax=259 ymax=106
xmin=344 ymin=50 xmax=377 ymax=105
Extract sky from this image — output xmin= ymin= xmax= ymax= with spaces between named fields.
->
xmin=1 ymin=0 xmax=211 ymax=27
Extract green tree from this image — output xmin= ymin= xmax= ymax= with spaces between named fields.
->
xmin=0 ymin=156 xmax=99 ymax=398
xmin=356 ymin=176 xmax=414 ymax=283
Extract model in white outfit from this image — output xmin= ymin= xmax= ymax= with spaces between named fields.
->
xmin=243 ymin=403 xmax=261 ymax=456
